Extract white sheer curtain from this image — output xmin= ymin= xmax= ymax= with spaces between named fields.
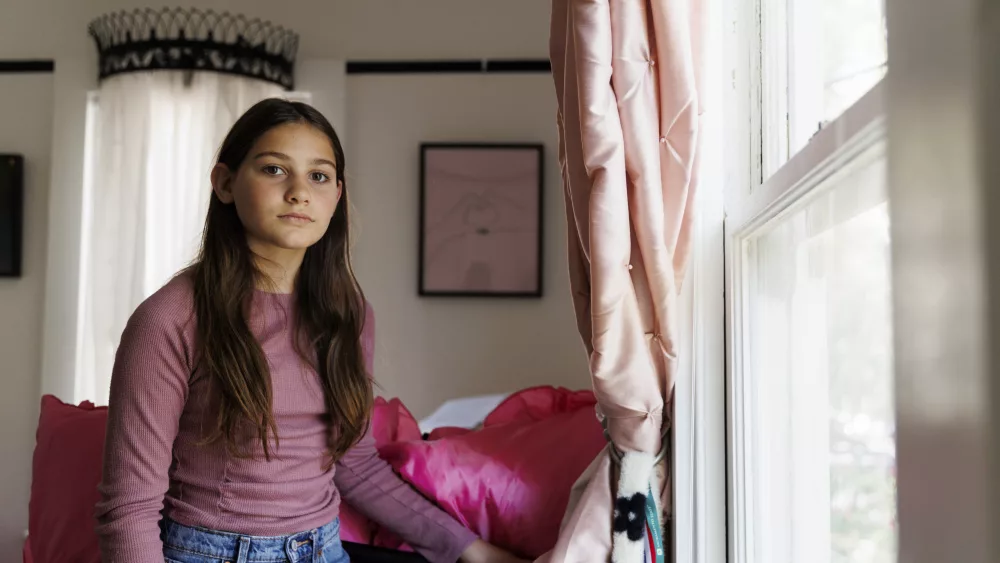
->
xmin=77 ymin=71 xmax=282 ymax=405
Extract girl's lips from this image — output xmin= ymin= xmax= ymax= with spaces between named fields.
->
xmin=278 ymin=213 xmax=313 ymax=222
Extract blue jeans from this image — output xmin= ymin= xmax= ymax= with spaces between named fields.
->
xmin=160 ymin=516 xmax=350 ymax=563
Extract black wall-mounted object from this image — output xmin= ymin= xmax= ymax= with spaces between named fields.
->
xmin=0 ymin=60 xmax=54 ymax=73
xmin=0 ymin=154 xmax=24 ymax=277
xmin=87 ymin=8 xmax=299 ymax=89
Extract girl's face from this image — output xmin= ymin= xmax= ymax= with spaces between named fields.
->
xmin=211 ymin=122 xmax=342 ymax=257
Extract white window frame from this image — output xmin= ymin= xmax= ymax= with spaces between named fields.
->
xmin=672 ymin=0 xmax=728 ymax=559
xmin=723 ymin=0 xmax=888 ymax=560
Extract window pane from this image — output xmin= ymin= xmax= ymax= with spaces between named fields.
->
xmin=745 ymin=149 xmax=896 ymax=563
xmin=787 ymin=0 xmax=887 ymax=155
xmin=818 ymin=0 xmax=886 ymax=121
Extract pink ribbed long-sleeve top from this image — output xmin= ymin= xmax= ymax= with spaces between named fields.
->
xmin=94 ymin=275 xmax=477 ymax=563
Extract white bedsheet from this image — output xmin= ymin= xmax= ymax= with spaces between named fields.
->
xmin=418 ymin=393 xmax=511 ymax=434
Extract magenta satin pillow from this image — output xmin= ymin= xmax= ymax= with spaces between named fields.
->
xmin=371 ymin=397 xmax=422 ymax=447
xmin=483 ymin=386 xmax=598 ymax=427
xmin=377 ymin=387 xmax=604 ymax=558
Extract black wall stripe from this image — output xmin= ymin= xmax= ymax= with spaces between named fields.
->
xmin=346 ymin=59 xmax=550 ymax=75
xmin=0 ymin=58 xmax=552 ymax=76
xmin=347 ymin=60 xmax=481 ymax=74
xmin=485 ymin=59 xmax=552 ymax=73
xmin=0 ymin=60 xmax=55 ymax=73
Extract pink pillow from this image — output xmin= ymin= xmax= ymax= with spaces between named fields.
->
xmin=29 ymin=395 xmax=108 ymax=563
xmin=22 ymin=537 xmax=33 ymax=563
xmin=371 ymin=397 xmax=422 ymax=447
xmin=484 ymin=386 xmax=597 ymax=427
xmin=377 ymin=387 xmax=604 ymax=558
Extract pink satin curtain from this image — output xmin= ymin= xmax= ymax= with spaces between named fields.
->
xmin=540 ymin=0 xmax=701 ymax=559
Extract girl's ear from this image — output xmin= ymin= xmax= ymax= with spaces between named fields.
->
xmin=211 ymin=163 xmax=236 ymax=204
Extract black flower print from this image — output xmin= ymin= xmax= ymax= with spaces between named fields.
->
xmin=613 ymin=492 xmax=648 ymax=541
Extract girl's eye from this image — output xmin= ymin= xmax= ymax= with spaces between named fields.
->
xmin=263 ymin=165 xmax=286 ymax=176
xmin=310 ymin=172 xmax=331 ymax=183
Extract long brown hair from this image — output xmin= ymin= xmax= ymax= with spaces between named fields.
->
xmin=189 ymin=98 xmax=372 ymax=465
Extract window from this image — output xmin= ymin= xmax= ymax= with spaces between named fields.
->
xmin=757 ymin=0 xmax=888 ymax=177
xmin=741 ymin=145 xmax=894 ymax=563
xmin=726 ymin=0 xmax=894 ymax=562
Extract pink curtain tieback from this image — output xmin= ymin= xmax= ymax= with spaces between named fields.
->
xmin=601 ymin=416 xmax=671 ymax=465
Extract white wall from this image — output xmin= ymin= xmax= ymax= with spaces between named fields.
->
xmin=347 ymin=74 xmax=589 ymax=418
xmin=0 ymin=73 xmax=53 ymax=559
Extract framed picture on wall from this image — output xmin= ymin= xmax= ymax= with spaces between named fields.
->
xmin=419 ymin=143 xmax=544 ymax=297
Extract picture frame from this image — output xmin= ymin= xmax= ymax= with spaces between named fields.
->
xmin=418 ymin=143 xmax=544 ymax=298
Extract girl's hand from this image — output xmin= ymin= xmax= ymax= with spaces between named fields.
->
xmin=460 ymin=539 xmax=531 ymax=563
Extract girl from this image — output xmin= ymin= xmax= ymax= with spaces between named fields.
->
xmin=95 ymin=99 xmax=526 ymax=563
